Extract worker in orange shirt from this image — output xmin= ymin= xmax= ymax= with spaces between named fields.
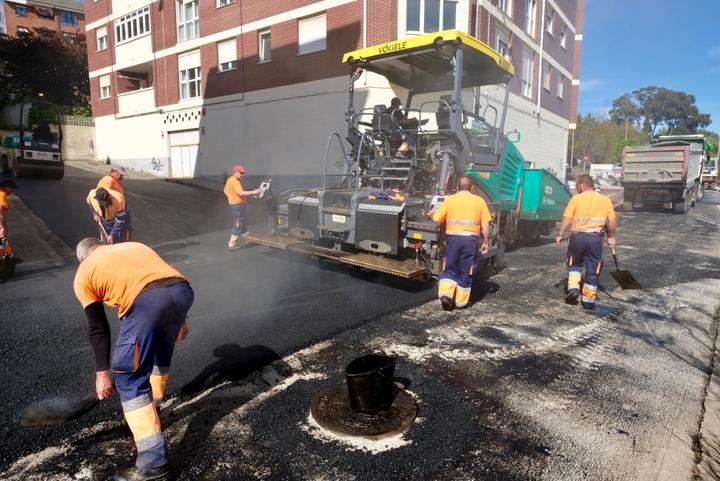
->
xmin=430 ymin=176 xmax=492 ymax=311
xmin=223 ymin=165 xmax=266 ymax=250
xmin=97 ymin=166 xmax=126 ymax=194
xmin=0 ymin=178 xmax=18 ymax=260
xmin=556 ymin=174 xmax=617 ymax=309
xmin=87 ymin=187 xmax=129 ymax=244
xmin=74 ymin=238 xmax=193 ymax=481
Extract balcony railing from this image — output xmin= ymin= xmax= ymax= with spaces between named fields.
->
xmin=117 ymin=87 xmax=156 ymax=117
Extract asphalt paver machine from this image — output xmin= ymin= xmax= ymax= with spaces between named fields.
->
xmin=246 ymin=30 xmax=570 ymax=279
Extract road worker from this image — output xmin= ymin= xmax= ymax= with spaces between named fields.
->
xmin=97 ymin=166 xmax=133 ymax=240
xmin=556 ymin=174 xmax=617 ymax=309
xmin=224 ymin=165 xmax=264 ymax=250
xmin=74 ymin=238 xmax=194 ymax=481
xmin=87 ymin=187 xmax=129 ymax=244
xmin=98 ymin=166 xmax=126 ymax=195
xmin=430 ymin=176 xmax=492 ymax=311
xmin=0 ymin=177 xmax=17 ymax=260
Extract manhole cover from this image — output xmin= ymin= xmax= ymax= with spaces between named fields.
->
xmin=310 ymin=383 xmax=417 ymax=440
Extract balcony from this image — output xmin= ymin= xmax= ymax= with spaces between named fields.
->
xmin=117 ymin=87 xmax=156 ymax=117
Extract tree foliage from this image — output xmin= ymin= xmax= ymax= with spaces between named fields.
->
xmin=572 ymin=113 xmax=649 ymax=165
xmin=0 ymin=31 xmax=90 ymax=116
xmin=609 ymin=86 xmax=711 ymax=136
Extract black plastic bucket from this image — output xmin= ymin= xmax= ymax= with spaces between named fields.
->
xmin=345 ymin=354 xmax=396 ymax=414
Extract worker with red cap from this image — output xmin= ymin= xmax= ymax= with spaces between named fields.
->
xmin=223 ymin=165 xmax=263 ymax=250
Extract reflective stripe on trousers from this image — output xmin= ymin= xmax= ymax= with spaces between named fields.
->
xmin=113 ymin=282 xmax=194 ymax=468
xmin=438 ymin=236 xmax=478 ymax=308
xmin=566 ymin=233 xmax=603 ymax=298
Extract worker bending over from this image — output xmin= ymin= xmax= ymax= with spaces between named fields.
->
xmin=98 ymin=166 xmax=126 ymax=194
xmin=556 ymin=174 xmax=617 ymax=309
xmin=74 ymin=239 xmax=194 ymax=481
xmin=0 ymin=178 xmax=18 ymax=260
xmin=87 ymin=187 xmax=129 ymax=244
xmin=430 ymin=176 xmax=492 ymax=311
xmin=224 ymin=165 xmax=264 ymax=250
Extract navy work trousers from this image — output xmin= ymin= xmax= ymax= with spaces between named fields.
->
xmin=230 ymin=204 xmax=247 ymax=237
xmin=438 ymin=235 xmax=479 ymax=308
xmin=566 ymin=233 xmax=603 ymax=303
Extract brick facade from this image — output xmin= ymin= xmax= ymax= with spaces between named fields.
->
xmin=4 ymin=0 xmax=84 ymax=36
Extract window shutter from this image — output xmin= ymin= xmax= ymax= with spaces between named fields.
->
xmin=178 ymin=50 xmax=201 ymax=71
xmin=218 ymin=40 xmax=236 ymax=64
xmin=298 ymin=14 xmax=326 ymax=54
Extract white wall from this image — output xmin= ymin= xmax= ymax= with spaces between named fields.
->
xmin=93 ymin=71 xmax=568 ymax=181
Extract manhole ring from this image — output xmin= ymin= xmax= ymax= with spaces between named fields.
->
xmin=310 ymin=383 xmax=417 ymax=440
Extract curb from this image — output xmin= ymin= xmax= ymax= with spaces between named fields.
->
xmin=8 ymin=196 xmax=74 ymax=273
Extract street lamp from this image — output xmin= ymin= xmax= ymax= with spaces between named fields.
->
xmin=617 ymin=116 xmax=631 ymax=142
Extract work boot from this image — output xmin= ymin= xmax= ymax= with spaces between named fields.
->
xmin=440 ymin=296 xmax=455 ymax=311
xmin=113 ymin=464 xmax=174 ymax=481
xmin=565 ymin=289 xmax=580 ymax=304
xmin=581 ymin=301 xmax=595 ymax=310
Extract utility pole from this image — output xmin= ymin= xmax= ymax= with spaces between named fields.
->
xmin=624 ymin=117 xmax=629 ymax=142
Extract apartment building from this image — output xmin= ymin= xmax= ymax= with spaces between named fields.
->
xmin=1 ymin=0 xmax=85 ymax=37
xmin=84 ymin=0 xmax=584 ymax=185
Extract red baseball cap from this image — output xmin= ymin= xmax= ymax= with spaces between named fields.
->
xmin=232 ymin=165 xmax=246 ymax=174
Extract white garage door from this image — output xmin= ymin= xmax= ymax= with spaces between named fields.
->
xmin=169 ymin=130 xmax=199 ymax=178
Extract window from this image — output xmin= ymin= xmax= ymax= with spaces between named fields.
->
xmin=557 ymin=74 xmax=564 ymax=99
xmin=542 ymin=61 xmax=550 ymax=90
xmin=521 ymin=47 xmax=534 ymax=98
xmin=259 ymin=30 xmax=271 ymax=63
xmin=524 ymin=0 xmax=536 ymax=37
xmin=406 ymin=0 xmax=457 ymax=34
xmin=115 ymin=7 xmax=150 ymax=44
xmin=545 ymin=10 xmax=554 ymax=35
xmin=96 ymin=26 xmax=108 ymax=51
xmin=177 ymin=0 xmax=199 ymax=43
xmin=99 ymin=75 xmax=111 ymax=99
xmin=298 ymin=14 xmax=326 ymax=55
xmin=217 ymin=0 xmax=234 ymax=6
xmin=15 ymin=5 xmax=27 ymax=16
xmin=497 ymin=0 xmax=512 ymax=16
xmin=61 ymin=11 xmax=79 ymax=26
xmin=218 ymin=40 xmax=237 ymax=72
xmin=560 ymin=26 xmax=567 ymax=49
xmin=179 ymin=51 xmax=201 ymax=100
xmin=495 ymin=25 xmax=510 ymax=60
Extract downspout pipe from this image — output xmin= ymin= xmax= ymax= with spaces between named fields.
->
xmin=362 ymin=0 xmax=367 ymax=48
xmin=536 ymin=0 xmax=546 ymax=117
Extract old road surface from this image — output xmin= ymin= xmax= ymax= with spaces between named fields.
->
xmin=2 ymin=167 xmax=720 ymax=480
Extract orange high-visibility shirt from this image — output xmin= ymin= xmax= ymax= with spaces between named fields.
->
xmin=432 ymin=191 xmax=492 ymax=236
xmin=73 ymin=242 xmax=187 ymax=317
xmin=87 ymin=188 xmax=126 ymax=222
xmin=97 ymin=175 xmax=124 ymax=195
xmin=224 ymin=176 xmax=246 ymax=205
xmin=563 ymin=191 xmax=616 ymax=234
xmin=0 ymin=191 xmax=8 ymax=211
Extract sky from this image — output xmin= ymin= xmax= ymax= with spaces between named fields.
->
xmin=579 ymin=0 xmax=720 ymax=132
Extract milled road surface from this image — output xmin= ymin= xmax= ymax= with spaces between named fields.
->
xmin=2 ymin=168 xmax=720 ymax=480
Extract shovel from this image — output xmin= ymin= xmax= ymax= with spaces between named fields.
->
xmin=19 ymin=395 xmax=99 ymax=427
xmin=609 ymin=246 xmax=641 ymax=290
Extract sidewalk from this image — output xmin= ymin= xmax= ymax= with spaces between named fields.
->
xmin=6 ymin=196 xmax=74 ymax=275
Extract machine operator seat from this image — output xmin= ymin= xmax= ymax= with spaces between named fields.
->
xmin=436 ymin=95 xmax=452 ymax=131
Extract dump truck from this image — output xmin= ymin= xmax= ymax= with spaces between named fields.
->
xmin=622 ymin=135 xmax=708 ymax=213
xmin=0 ymin=101 xmax=64 ymax=179
xmin=246 ymin=30 xmax=571 ymax=279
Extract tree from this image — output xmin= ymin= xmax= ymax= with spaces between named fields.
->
xmin=0 ymin=31 xmax=90 ymax=115
xmin=609 ymin=87 xmax=711 ymax=136
xmin=572 ymin=113 xmax=648 ymax=165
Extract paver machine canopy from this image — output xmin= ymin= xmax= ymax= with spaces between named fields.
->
xmin=340 ymin=29 xmax=515 ymax=195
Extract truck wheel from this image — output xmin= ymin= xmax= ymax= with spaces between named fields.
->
xmin=50 ymin=169 xmax=65 ymax=180
xmin=673 ymin=197 xmax=689 ymax=214
xmin=0 ymin=156 xmax=8 ymax=175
